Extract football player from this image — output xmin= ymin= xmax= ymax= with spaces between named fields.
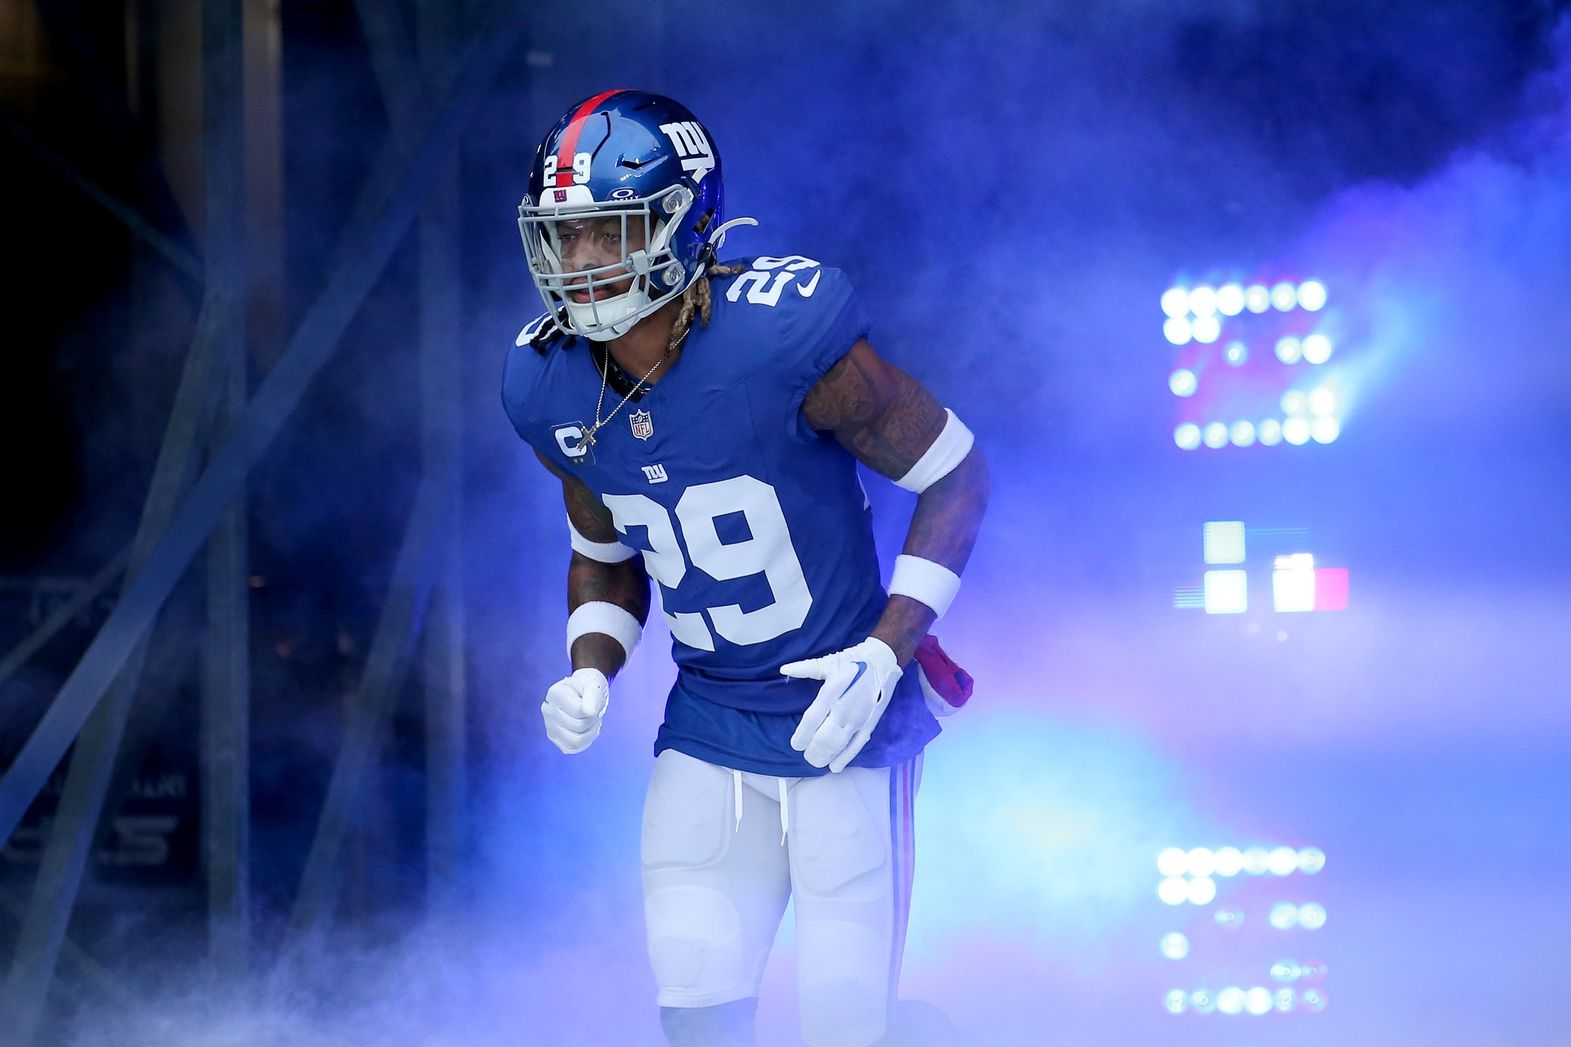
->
xmin=503 ymin=90 xmax=987 ymax=1047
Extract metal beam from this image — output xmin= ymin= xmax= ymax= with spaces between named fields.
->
xmin=199 ymin=0 xmax=251 ymax=980
xmin=0 ymin=546 xmax=129 ymax=692
xmin=0 ymin=0 xmax=533 ymax=854
xmin=284 ymin=477 xmax=444 ymax=946
xmin=416 ymin=0 xmax=467 ymax=917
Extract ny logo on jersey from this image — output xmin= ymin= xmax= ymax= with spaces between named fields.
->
xmin=641 ymin=464 xmax=668 ymax=484
xmin=659 ymin=121 xmax=715 ymax=184
xmin=630 ymin=409 xmax=654 ymax=440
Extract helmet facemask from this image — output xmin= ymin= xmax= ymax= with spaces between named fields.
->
xmin=518 ymin=183 xmax=699 ymax=342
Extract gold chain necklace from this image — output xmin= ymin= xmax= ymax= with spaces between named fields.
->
xmin=583 ymin=345 xmax=669 ymax=447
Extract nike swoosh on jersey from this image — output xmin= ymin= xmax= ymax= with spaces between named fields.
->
xmin=796 ymin=270 xmax=822 ymax=297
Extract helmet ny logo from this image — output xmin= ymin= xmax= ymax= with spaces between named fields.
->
xmin=659 ymin=121 xmax=715 ymax=184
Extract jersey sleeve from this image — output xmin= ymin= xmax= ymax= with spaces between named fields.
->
xmin=776 ymin=264 xmax=871 ymax=443
xmin=500 ymin=320 xmax=572 ymax=471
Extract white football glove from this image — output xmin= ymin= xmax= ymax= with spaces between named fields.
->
xmin=541 ymin=667 xmax=610 ymax=755
xmin=782 ymin=637 xmax=902 ymax=773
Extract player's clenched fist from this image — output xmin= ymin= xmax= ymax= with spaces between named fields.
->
xmin=541 ymin=667 xmax=611 ymax=754
xmin=782 ymin=637 xmax=902 ymax=773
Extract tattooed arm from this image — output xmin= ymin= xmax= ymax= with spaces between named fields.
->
xmin=535 ymin=451 xmax=652 ymax=679
xmin=801 ymin=340 xmax=989 ymax=664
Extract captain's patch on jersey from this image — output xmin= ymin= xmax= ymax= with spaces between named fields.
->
xmin=553 ymin=421 xmax=591 ymax=461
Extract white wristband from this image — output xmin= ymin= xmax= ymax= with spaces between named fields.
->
xmin=895 ymin=409 xmax=974 ymax=493
xmin=888 ymin=554 xmax=962 ymax=618
xmin=566 ymin=601 xmax=644 ymax=661
xmin=568 ymin=515 xmax=637 ymax=564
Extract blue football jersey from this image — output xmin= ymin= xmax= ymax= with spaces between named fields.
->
xmin=502 ymin=255 xmax=939 ymax=775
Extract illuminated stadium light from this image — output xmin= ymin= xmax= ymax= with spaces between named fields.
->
xmin=1192 ymin=314 xmax=1221 ymax=343
xmin=1271 ymin=959 xmax=1303 ymax=983
xmin=1174 ymin=423 xmax=1201 ymax=450
xmin=1301 ymin=988 xmax=1328 ymax=1012
xmin=1242 ymin=848 xmax=1270 ymax=875
xmin=1203 ymin=570 xmax=1248 ymax=614
xmin=1214 ymin=909 xmax=1245 ymax=928
xmin=1308 ymin=387 xmax=1337 ymax=415
xmin=1191 ymin=989 xmax=1217 ymax=1014
xmin=1297 ymin=903 xmax=1327 ymax=930
xmin=1280 ymin=390 xmax=1307 ymax=415
xmin=1298 ymin=847 xmax=1326 ymax=874
xmin=1224 ymin=340 xmax=1248 ymax=365
xmin=1160 ymin=932 xmax=1190 ymax=960
xmin=1257 ymin=419 xmax=1283 ymax=446
xmin=1230 ymin=420 xmax=1256 ymax=447
xmin=1269 ymin=844 xmax=1303 ymax=874
xmin=1186 ymin=847 xmax=1217 ymax=878
xmin=1161 ymin=287 xmax=1190 ymax=319
xmin=1282 ymin=418 xmax=1311 ymax=445
xmin=1270 ymin=281 xmax=1297 ymax=311
xmin=1216 ymin=987 xmax=1246 ymax=1016
xmin=1274 ymin=555 xmax=1316 ymax=613
xmin=1311 ymin=417 xmax=1341 ymax=444
xmin=1217 ymin=283 xmax=1245 ymax=316
xmin=1299 ymin=959 xmax=1329 ymax=983
xmin=1274 ymin=336 xmax=1302 ymax=364
xmin=1169 ymin=368 xmax=1198 ymax=397
xmin=1214 ymin=846 xmax=1244 ymax=877
xmin=1268 ymin=902 xmax=1299 ymax=930
xmin=1302 ymin=333 xmax=1333 ymax=364
xmin=1245 ymin=284 xmax=1271 ymax=313
xmin=1202 ymin=422 xmax=1229 ymax=449
xmin=1203 ymin=521 xmax=1245 ymax=565
xmin=1245 ymin=987 xmax=1274 ymax=1016
xmin=1297 ymin=280 xmax=1327 ymax=311
xmin=1164 ymin=317 xmax=1193 ymax=345
xmin=1276 ymin=988 xmax=1297 ymax=1012
xmin=1187 ymin=877 xmax=1218 ymax=905
xmin=1157 ymin=847 xmax=1188 ymax=877
xmin=1164 ymin=989 xmax=1189 ymax=1014
xmin=1188 ymin=285 xmax=1218 ymax=316
xmin=1158 ymin=878 xmax=1190 ymax=905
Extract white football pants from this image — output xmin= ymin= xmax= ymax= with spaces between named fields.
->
xmin=642 ymin=748 xmax=920 ymax=1047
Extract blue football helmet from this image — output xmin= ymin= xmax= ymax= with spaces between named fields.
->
xmin=518 ymin=90 xmax=726 ymax=341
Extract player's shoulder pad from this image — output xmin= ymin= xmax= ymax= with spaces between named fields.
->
xmin=515 ymin=311 xmax=570 ymax=354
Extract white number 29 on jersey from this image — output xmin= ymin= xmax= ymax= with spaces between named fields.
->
xmin=602 ymin=476 xmax=813 ymax=651
xmin=725 ymin=256 xmax=822 ymax=308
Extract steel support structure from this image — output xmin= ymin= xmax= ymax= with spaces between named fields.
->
xmin=0 ymin=2 xmax=530 ymax=1035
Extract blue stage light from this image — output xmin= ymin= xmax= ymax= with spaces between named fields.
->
xmin=1189 ymin=285 xmax=1217 ymax=316
xmin=1158 ymin=877 xmax=1189 ymax=905
xmin=1186 ymin=876 xmax=1217 ymax=905
xmin=1271 ymin=281 xmax=1297 ymax=311
xmin=1297 ymin=903 xmax=1327 ymax=930
xmin=1174 ymin=423 xmax=1201 ymax=450
xmin=1257 ymin=419 xmax=1283 ymax=446
xmin=1268 ymin=902 xmax=1299 ymax=930
xmin=1164 ymin=317 xmax=1193 ymax=345
xmin=1245 ymin=987 xmax=1274 ymax=1016
xmin=1230 ymin=420 xmax=1256 ymax=447
xmin=1161 ymin=287 xmax=1190 ymax=318
xmin=1308 ymin=387 xmax=1337 ymax=415
xmin=1297 ymin=847 xmax=1326 ymax=875
xmin=1157 ymin=847 xmax=1188 ymax=877
xmin=1283 ymin=418 xmax=1311 ymax=445
xmin=1164 ymin=989 xmax=1189 ymax=1014
xmin=1280 ymin=390 xmax=1307 ymax=415
xmin=1186 ymin=847 xmax=1217 ymax=878
xmin=1245 ymin=284 xmax=1271 ymax=313
xmin=1224 ymin=340 xmax=1248 ymax=365
xmin=1214 ymin=846 xmax=1244 ymax=876
xmin=1203 ymin=422 xmax=1229 ymax=449
xmin=1192 ymin=314 xmax=1221 ymax=343
xmin=1160 ymin=932 xmax=1190 ymax=960
xmin=1271 ymin=959 xmax=1303 ymax=983
xmin=1217 ymin=987 xmax=1246 ymax=1015
xmin=1275 ymin=336 xmax=1302 ymax=364
xmin=1169 ymin=369 xmax=1198 ymax=397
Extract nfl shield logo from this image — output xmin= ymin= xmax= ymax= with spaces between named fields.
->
xmin=629 ymin=409 xmax=654 ymax=441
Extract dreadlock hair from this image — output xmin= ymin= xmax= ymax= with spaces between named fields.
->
xmin=666 ymin=259 xmax=749 ymax=354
